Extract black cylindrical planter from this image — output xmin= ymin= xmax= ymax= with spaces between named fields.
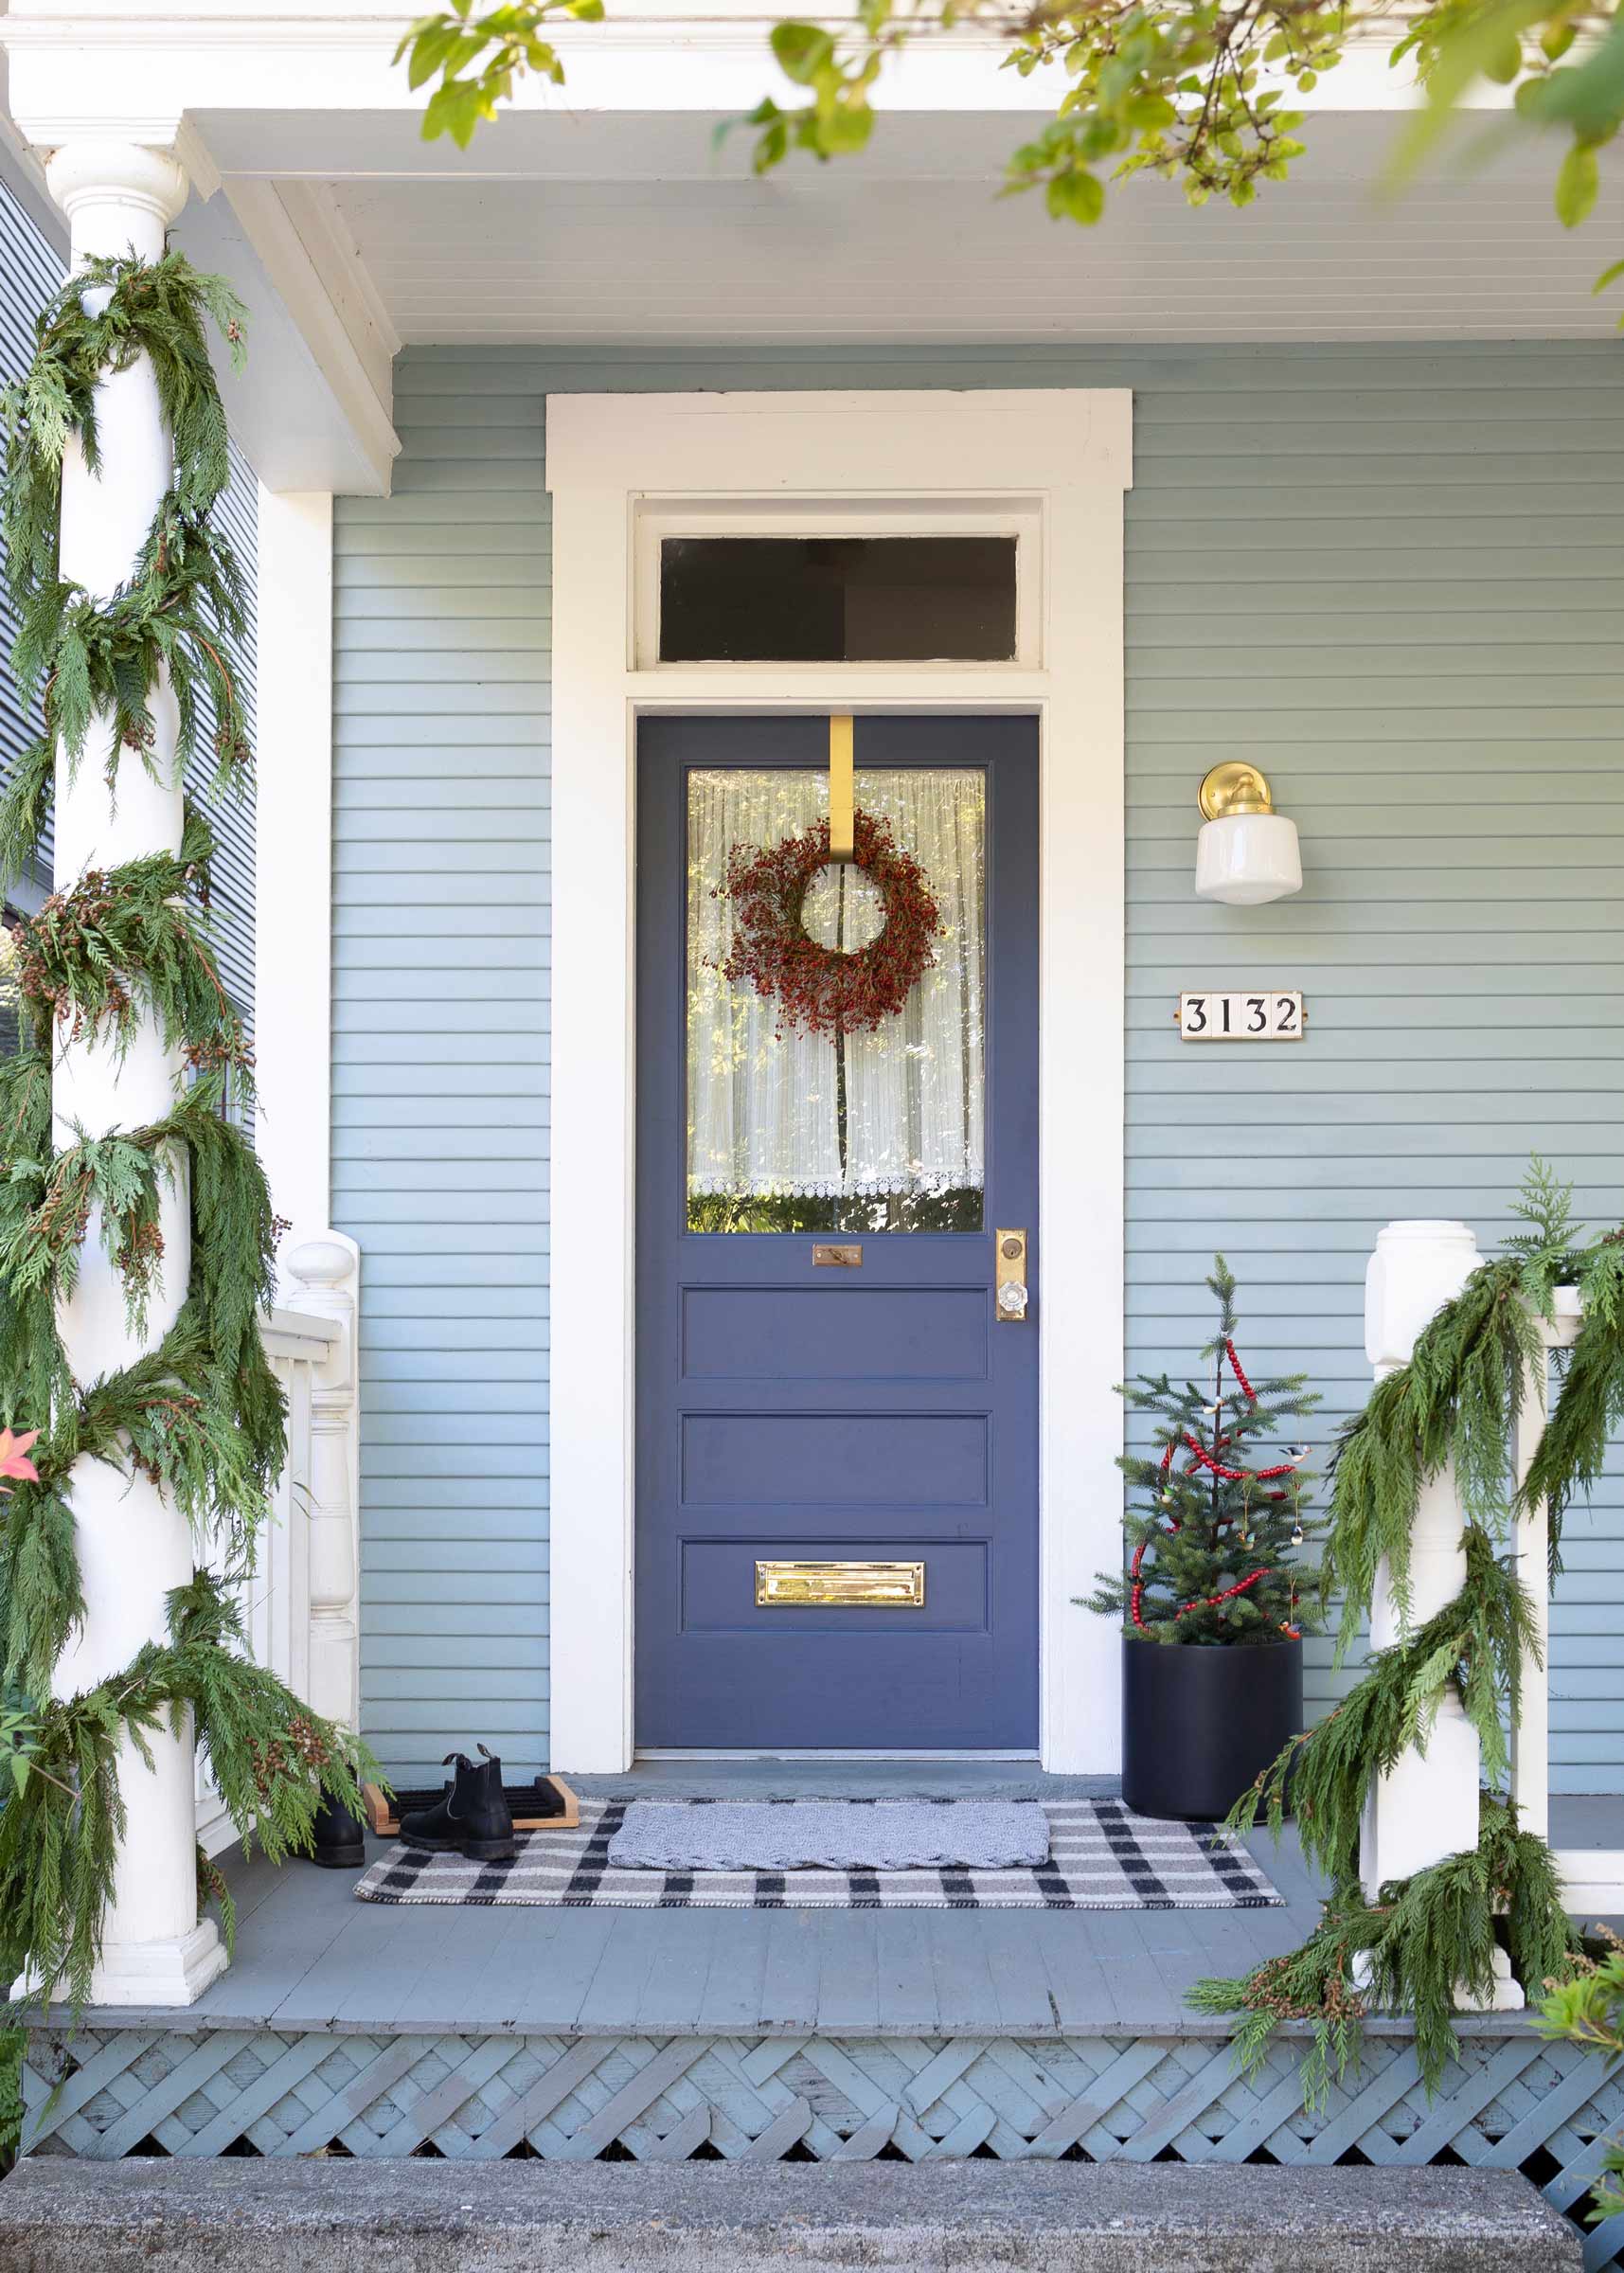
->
xmin=307 ymin=1791 xmax=367 ymax=1870
xmin=1121 ymin=1635 xmax=1302 ymax=1821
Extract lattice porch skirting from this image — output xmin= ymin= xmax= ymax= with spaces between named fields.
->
xmin=21 ymin=2027 xmax=1624 ymax=2271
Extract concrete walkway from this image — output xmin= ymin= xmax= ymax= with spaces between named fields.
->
xmin=0 ymin=2156 xmax=1580 ymax=2273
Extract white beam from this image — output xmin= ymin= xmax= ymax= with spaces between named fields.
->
xmin=174 ymin=178 xmax=398 ymax=496
xmin=0 ymin=2 xmax=1524 ymax=128
xmin=255 ymin=486 xmax=335 ymax=1260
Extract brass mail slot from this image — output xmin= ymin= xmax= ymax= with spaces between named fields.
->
xmin=812 ymin=1244 xmax=863 ymax=1268
xmin=756 ymin=1559 xmax=926 ymax=1609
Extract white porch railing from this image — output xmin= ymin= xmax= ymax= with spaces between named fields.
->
xmin=1512 ymin=1284 xmax=1624 ymax=1916
xmin=196 ymin=1234 xmax=362 ymax=1857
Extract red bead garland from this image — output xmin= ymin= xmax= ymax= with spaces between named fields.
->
xmin=1173 ymin=1565 xmax=1270 ymax=1620
xmin=1223 ymin=1338 xmax=1254 ymax=1401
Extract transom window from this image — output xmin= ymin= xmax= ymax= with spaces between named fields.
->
xmin=631 ymin=499 xmax=1042 ymax=670
xmin=659 ymin=536 xmax=1018 ymax=664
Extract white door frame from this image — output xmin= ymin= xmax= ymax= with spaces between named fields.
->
xmin=545 ymin=388 xmax=1133 ymax=1774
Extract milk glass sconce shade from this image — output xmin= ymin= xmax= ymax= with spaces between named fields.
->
xmin=1194 ymin=763 xmax=1302 ymax=907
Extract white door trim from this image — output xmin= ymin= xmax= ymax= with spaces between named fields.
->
xmin=545 ymin=387 xmax=1133 ymax=1774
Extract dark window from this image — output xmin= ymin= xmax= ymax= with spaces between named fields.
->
xmin=658 ymin=536 xmax=1018 ymax=664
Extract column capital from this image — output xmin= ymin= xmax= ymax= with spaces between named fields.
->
xmin=45 ymin=140 xmax=189 ymax=247
xmin=1365 ymin=1218 xmax=1481 ymax=1377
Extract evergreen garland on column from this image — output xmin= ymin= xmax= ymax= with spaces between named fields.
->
xmin=1190 ymin=1162 xmax=1624 ymax=2099
xmin=0 ymin=250 xmax=375 ymax=2037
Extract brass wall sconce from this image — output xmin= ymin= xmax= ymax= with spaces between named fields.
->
xmin=1194 ymin=762 xmax=1303 ymax=907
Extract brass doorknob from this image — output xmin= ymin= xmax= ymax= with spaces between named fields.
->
xmin=995 ymin=1228 xmax=1028 ymax=1322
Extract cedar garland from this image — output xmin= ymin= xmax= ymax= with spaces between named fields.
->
xmin=0 ymin=250 xmax=375 ymax=2050
xmin=1191 ymin=1161 xmax=1624 ymax=2094
xmin=0 ymin=253 xmax=255 ymax=888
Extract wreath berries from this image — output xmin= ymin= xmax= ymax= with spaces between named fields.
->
xmin=718 ymin=808 xmax=942 ymax=1037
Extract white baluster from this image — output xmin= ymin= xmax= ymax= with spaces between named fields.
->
xmin=284 ymin=1235 xmax=362 ymax=1730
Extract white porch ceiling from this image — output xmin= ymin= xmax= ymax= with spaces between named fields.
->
xmin=303 ymin=113 xmax=1624 ymax=347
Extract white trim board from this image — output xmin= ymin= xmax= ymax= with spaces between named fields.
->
xmin=545 ymin=387 xmax=1133 ymax=1775
xmin=1555 ymin=1850 xmax=1624 ymax=1917
xmin=254 ymin=485 xmax=335 ymax=1263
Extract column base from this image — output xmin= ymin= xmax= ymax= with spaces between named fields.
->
xmin=1350 ymin=1942 xmax=1526 ymax=2014
xmin=1456 ymin=1943 xmax=1526 ymax=2014
xmin=15 ymin=1918 xmax=228 ymax=2011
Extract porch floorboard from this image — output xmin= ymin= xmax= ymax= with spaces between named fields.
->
xmin=45 ymin=1836 xmax=1319 ymax=2038
xmin=22 ymin=1784 xmax=1618 ymax=2040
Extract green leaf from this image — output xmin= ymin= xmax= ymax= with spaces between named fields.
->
xmin=770 ymin=22 xmax=836 ymax=85
xmin=1594 ymin=256 xmax=1624 ymax=293
xmin=1046 ymin=168 xmax=1106 ymax=223
xmin=1556 ymin=142 xmax=1600 ymax=228
xmin=1524 ymin=16 xmax=1624 ymax=137
xmin=406 ymin=24 xmax=461 ymax=91
xmin=753 ymin=115 xmax=791 ymax=172
xmin=819 ymin=101 xmax=875 ymax=154
xmin=1484 ymin=32 xmax=1526 ymax=84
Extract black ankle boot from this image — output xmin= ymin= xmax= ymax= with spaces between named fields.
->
xmin=399 ymin=1745 xmax=516 ymax=1862
xmin=308 ymin=1790 xmax=366 ymax=1870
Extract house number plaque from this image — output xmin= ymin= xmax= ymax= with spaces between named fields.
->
xmin=1177 ymin=990 xmax=1305 ymax=1042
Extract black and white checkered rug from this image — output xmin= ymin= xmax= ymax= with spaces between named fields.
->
xmin=354 ymin=1798 xmax=1282 ymax=1910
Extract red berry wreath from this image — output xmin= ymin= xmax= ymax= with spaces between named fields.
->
xmin=718 ymin=809 xmax=943 ymax=1038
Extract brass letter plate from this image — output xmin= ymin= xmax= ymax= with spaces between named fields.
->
xmin=812 ymin=1244 xmax=863 ymax=1268
xmin=756 ymin=1559 xmax=925 ymax=1608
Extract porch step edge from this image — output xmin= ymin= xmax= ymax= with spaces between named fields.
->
xmin=0 ymin=2158 xmax=1580 ymax=2273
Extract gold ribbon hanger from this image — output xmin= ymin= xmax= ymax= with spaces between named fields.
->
xmin=829 ymin=712 xmax=854 ymax=862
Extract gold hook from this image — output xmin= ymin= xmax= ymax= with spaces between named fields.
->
xmin=829 ymin=713 xmax=854 ymax=862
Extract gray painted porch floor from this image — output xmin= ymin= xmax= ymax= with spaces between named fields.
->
xmin=38 ymin=1774 xmax=1622 ymax=2041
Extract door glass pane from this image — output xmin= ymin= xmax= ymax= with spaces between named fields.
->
xmin=687 ymin=766 xmax=986 ymax=1232
xmin=660 ymin=538 xmax=1017 ymax=663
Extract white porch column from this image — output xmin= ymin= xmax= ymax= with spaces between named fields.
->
xmin=43 ymin=140 xmax=228 ymax=2006
xmin=1358 ymin=1218 xmax=1522 ymax=2011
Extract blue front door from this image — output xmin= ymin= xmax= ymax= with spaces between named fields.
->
xmin=635 ymin=715 xmax=1039 ymax=1750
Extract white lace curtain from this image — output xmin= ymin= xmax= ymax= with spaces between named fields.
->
xmin=687 ymin=766 xmax=985 ymax=1199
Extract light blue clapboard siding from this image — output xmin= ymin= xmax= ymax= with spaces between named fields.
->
xmin=0 ymin=175 xmax=257 ymax=1021
xmin=336 ymin=341 xmax=1624 ymax=1791
xmin=0 ymin=177 xmax=63 ymax=902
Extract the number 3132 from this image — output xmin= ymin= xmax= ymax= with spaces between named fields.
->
xmin=1178 ymin=991 xmax=1305 ymax=1042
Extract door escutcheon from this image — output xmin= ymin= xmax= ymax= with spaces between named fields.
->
xmin=996 ymin=1228 xmax=1029 ymax=1322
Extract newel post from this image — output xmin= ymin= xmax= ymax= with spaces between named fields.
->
xmin=1359 ymin=1219 xmax=1523 ymax=2011
xmin=285 ymin=1235 xmax=362 ymax=1731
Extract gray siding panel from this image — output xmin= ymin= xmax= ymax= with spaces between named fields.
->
xmin=333 ymin=371 xmax=550 ymax=1780
xmin=0 ymin=176 xmax=70 ymax=900
xmin=337 ymin=342 xmax=1624 ymax=1790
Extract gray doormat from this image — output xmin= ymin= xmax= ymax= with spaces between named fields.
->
xmin=355 ymin=1798 xmax=1281 ymax=1909
xmin=607 ymin=1798 xmax=1051 ymax=1871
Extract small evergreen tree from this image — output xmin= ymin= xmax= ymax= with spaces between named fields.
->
xmin=1087 ymin=1257 xmax=1323 ymax=1647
